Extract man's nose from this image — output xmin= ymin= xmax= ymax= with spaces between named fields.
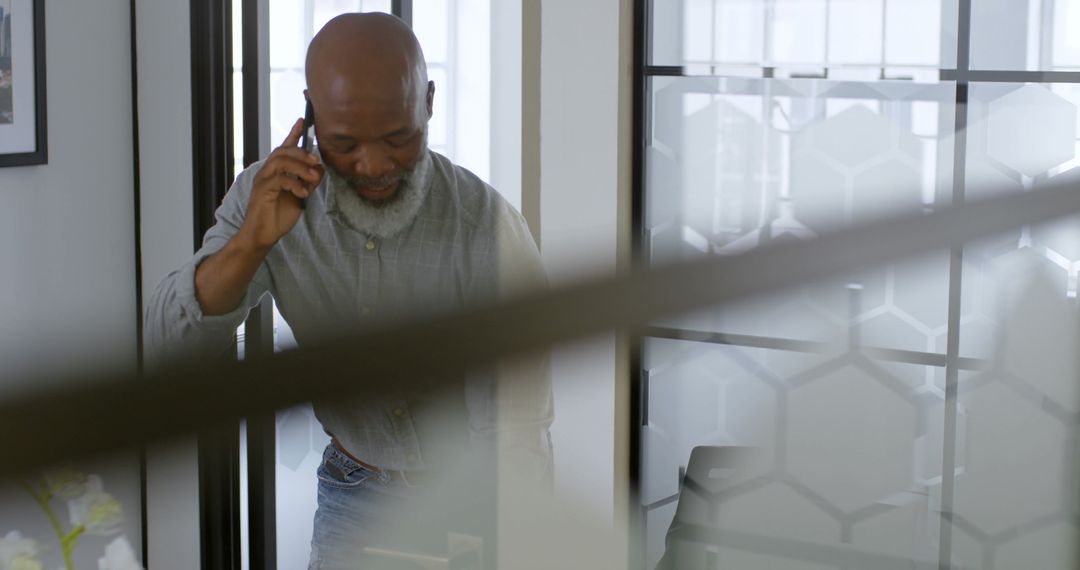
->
xmin=353 ymin=145 xmax=395 ymax=178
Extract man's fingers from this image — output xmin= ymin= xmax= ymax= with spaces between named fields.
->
xmin=253 ymin=155 xmax=319 ymax=187
xmin=268 ymin=173 xmax=311 ymax=200
xmin=280 ymin=117 xmax=305 ymax=149
xmin=273 ymin=146 xmax=320 ymax=167
xmin=271 ymin=155 xmax=322 ymax=185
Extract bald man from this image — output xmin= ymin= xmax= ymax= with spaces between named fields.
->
xmin=146 ymin=13 xmax=553 ymax=568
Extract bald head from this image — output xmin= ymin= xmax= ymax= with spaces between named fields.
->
xmin=304 ymin=13 xmax=435 ymax=203
xmin=306 ymin=13 xmax=429 ymax=121
xmin=306 ymin=13 xmax=427 ymax=108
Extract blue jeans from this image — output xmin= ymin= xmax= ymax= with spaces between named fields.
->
xmin=308 ymin=444 xmax=425 ymax=570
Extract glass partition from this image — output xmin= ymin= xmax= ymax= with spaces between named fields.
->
xmin=637 ymin=1 xmax=1080 ymax=569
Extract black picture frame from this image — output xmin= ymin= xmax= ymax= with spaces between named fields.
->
xmin=0 ymin=0 xmax=46 ymax=167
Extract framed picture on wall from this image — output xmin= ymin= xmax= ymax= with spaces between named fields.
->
xmin=0 ymin=0 xmax=46 ymax=167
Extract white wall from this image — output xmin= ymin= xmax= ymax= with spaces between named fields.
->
xmin=0 ymin=0 xmax=137 ymax=385
xmin=0 ymin=0 xmax=143 ymax=566
xmin=539 ymin=0 xmax=632 ymax=557
xmin=134 ymin=0 xmax=202 ymax=567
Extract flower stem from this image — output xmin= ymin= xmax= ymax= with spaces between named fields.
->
xmin=61 ymin=526 xmax=85 ymax=570
xmin=19 ymin=478 xmax=79 ymax=570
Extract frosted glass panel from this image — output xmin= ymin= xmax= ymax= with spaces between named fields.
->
xmin=966 ymin=83 xmax=1080 ymax=184
xmin=960 ymin=83 xmax=1080 ymax=359
xmin=647 ymin=76 xmax=955 ymax=352
xmin=275 ymin=404 xmax=332 ymax=569
xmin=641 ymin=3 xmax=1080 ymax=570
xmin=642 ymin=338 xmax=943 ymax=570
xmin=949 ymin=268 xmax=1080 ymax=568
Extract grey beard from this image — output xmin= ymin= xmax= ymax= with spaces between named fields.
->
xmin=328 ymin=151 xmax=433 ymax=240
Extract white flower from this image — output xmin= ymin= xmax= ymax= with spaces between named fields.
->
xmin=8 ymin=557 xmax=42 ymax=570
xmin=67 ymin=476 xmax=124 ymax=536
xmin=0 ymin=531 xmax=42 ymax=570
xmin=97 ymin=537 xmax=142 ymax=570
xmin=42 ymin=468 xmax=89 ymax=500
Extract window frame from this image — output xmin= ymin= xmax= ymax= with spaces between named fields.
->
xmin=630 ymin=1 xmax=1080 ymax=569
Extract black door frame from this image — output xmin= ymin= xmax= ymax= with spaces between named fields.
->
xmin=190 ymin=0 xmax=241 ymax=567
xmin=190 ymin=2 xmax=414 ymax=568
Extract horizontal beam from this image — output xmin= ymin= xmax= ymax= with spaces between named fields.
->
xmin=646 ymin=65 xmax=1080 ymax=85
xmin=645 ymin=326 xmax=991 ymax=371
xmin=942 ymin=69 xmax=1080 ymax=84
xmin=1 ymin=178 xmax=1079 ymax=476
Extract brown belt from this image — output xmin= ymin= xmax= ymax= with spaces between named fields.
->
xmin=331 ymin=437 xmax=429 ymax=487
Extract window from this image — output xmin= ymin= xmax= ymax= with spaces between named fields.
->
xmin=636 ymin=2 xmax=1080 ymax=569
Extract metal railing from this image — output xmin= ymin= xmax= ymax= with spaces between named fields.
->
xmin=3 ymin=176 xmax=1080 ymax=476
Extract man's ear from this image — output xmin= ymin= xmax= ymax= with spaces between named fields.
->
xmin=426 ymin=81 xmax=435 ymax=119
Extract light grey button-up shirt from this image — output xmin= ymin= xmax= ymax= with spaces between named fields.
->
xmin=145 ymin=150 xmax=553 ymax=474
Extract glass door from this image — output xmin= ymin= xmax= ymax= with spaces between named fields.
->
xmin=635 ymin=1 xmax=1080 ymax=569
xmin=236 ymin=1 xmax=523 ymax=566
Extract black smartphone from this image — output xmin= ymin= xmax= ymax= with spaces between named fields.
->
xmin=300 ymin=98 xmax=315 ymax=210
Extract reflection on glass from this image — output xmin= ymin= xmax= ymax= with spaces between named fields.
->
xmin=650 ymin=0 xmax=954 ymax=70
xmin=1052 ymin=1 xmax=1080 ymax=68
xmin=647 ymin=76 xmax=955 ymax=353
xmin=970 ymin=0 xmax=1080 ymax=71
xmin=827 ymin=0 xmax=884 ymax=66
xmin=950 ymin=265 xmax=1080 ymax=569
xmin=642 ymin=338 xmax=943 ymax=570
xmin=960 ymin=83 xmax=1080 ymax=358
xmin=772 ymin=0 xmax=827 ymax=65
xmin=885 ymin=0 xmax=947 ymax=67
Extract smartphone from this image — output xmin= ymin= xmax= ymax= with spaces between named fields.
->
xmin=300 ymin=98 xmax=315 ymax=210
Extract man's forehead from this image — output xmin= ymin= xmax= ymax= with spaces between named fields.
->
xmin=318 ymin=64 xmax=414 ymax=98
xmin=311 ymin=69 xmax=420 ymax=116
xmin=311 ymin=86 xmax=422 ymax=140
xmin=305 ymin=12 xmax=426 ymax=91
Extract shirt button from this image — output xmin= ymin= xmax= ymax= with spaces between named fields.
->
xmin=365 ymin=240 xmax=376 ymax=251
xmin=393 ymin=408 xmax=404 ymax=417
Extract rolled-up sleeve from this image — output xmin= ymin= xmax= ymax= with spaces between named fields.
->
xmin=144 ymin=165 xmax=273 ymax=366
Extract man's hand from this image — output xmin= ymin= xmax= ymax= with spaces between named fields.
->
xmin=239 ymin=118 xmax=325 ymax=251
xmin=194 ymin=118 xmax=324 ymax=316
